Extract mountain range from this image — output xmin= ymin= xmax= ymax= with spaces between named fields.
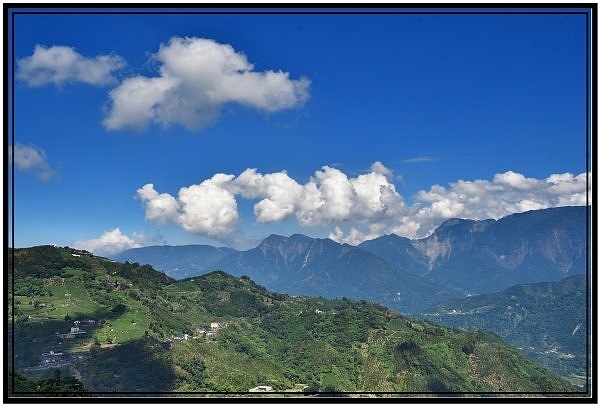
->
xmin=114 ymin=206 xmax=589 ymax=313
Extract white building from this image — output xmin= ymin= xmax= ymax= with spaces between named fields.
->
xmin=249 ymin=385 xmax=274 ymax=392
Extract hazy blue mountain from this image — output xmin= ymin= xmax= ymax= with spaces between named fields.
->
xmin=360 ymin=206 xmax=588 ymax=294
xmin=212 ymin=234 xmax=462 ymax=313
xmin=420 ymin=274 xmax=589 ymax=382
xmin=112 ymin=244 xmax=237 ymax=280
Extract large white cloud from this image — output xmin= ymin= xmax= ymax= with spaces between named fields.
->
xmin=74 ymin=228 xmax=142 ymax=256
xmin=104 ymin=37 xmax=310 ymax=131
xmin=17 ymin=45 xmax=125 ymax=87
xmin=136 ymin=164 xmax=591 ymax=246
xmin=9 ymin=143 xmax=55 ymax=180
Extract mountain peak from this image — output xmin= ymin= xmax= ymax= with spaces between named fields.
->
xmin=434 ymin=218 xmax=473 ymax=232
xmin=289 ymin=233 xmax=313 ymax=241
xmin=260 ymin=234 xmax=289 ymax=245
xmin=258 ymin=234 xmax=317 ymax=251
xmin=432 ymin=217 xmax=499 ymax=238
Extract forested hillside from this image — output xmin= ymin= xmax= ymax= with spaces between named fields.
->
xmin=8 ymin=246 xmax=579 ymax=396
xmin=421 ymin=274 xmax=589 ymax=385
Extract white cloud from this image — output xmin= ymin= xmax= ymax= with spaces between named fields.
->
xmin=9 ymin=143 xmax=55 ymax=180
xmin=17 ymin=45 xmax=125 ymax=87
xmin=402 ymin=156 xmax=434 ymax=164
xmin=370 ymin=160 xmax=393 ymax=180
xmin=104 ymin=36 xmax=310 ymax=131
xmin=137 ymin=174 xmax=239 ymax=238
xmin=410 ymin=170 xmax=591 ymax=237
xmin=74 ymin=228 xmax=142 ymax=256
xmin=493 ymin=170 xmax=539 ymax=191
xmin=136 ymin=184 xmax=179 ymax=224
xmin=136 ymin=164 xmax=591 ymax=246
xmin=103 ymin=76 xmax=182 ymax=131
xmin=234 ymin=169 xmax=304 ymax=223
xmin=304 ymin=166 xmax=355 ymax=222
xmin=176 ymin=175 xmax=239 ymax=236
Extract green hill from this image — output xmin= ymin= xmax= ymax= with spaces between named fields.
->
xmin=421 ymin=274 xmax=589 ymax=384
xmin=8 ymin=246 xmax=580 ymax=396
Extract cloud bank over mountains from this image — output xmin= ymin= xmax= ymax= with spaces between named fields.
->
xmin=137 ymin=162 xmax=591 ymax=246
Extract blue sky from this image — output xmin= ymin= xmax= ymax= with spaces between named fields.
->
xmin=8 ymin=7 xmax=592 ymax=255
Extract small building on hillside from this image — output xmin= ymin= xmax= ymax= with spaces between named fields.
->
xmin=41 ymin=350 xmax=64 ymax=365
xmin=57 ymin=325 xmax=86 ymax=340
xmin=249 ymin=385 xmax=274 ymax=392
xmin=69 ymin=326 xmax=86 ymax=335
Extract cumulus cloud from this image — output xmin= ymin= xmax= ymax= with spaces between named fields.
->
xmin=136 ymin=184 xmax=179 ymax=224
xmin=136 ymin=164 xmax=591 ymax=246
xmin=234 ymin=169 xmax=304 ymax=223
xmin=104 ymin=36 xmax=310 ymax=131
xmin=370 ymin=160 xmax=393 ymax=180
xmin=137 ymin=174 xmax=239 ymax=238
xmin=9 ymin=143 xmax=55 ymax=180
xmin=17 ymin=45 xmax=125 ymax=87
xmin=74 ymin=228 xmax=143 ymax=256
xmin=176 ymin=174 xmax=239 ymax=235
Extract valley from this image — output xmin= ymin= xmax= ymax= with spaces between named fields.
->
xmin=420 ymin=274 xmax=589 ymax=385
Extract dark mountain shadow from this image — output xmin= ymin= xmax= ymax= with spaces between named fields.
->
xmin=77 ymin=337 xmax=176 ymax=392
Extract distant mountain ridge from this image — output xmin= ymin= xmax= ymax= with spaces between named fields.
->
xmin=113 ymin=206 xmax=589 ymax=313
xmin=113 ymin=244 xmax=236 ymax=280
xmin=212 ymin=234 xmax=461 ymax=313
